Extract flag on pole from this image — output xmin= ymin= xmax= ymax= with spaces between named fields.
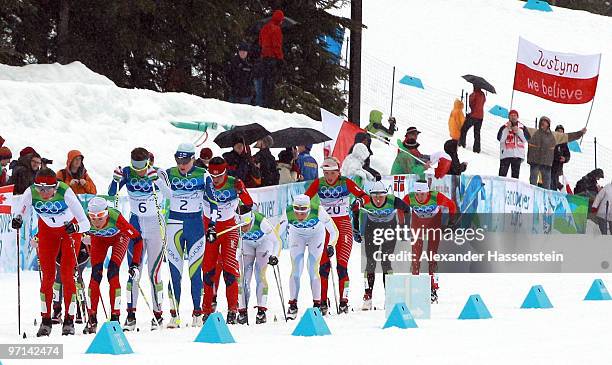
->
xmin=513 ymin=37 xmax=601 ymax=104
xmin=321 ymin=109 xmax=364 ymax=162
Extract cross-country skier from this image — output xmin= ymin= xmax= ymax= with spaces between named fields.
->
xmin=280 ymin=194 xmax=338 ymax=320
xmin=353 ymin=180 xmax=411 ymax=310
xmin=201 ymin=157 xmax=254 ymax=324
xmin=12 ymin=167 xmax=91 ymax=336
xmin=82 ymin=197 xmax=143 ymax=334
xmin=304 ymin=157 xmax=369 ymax=314
xmin=108 ymin=147 xmax=166 ymax=330
xmin=157 ymin=143 xmax=218 ymax=328
xmin=403 ymin=180 xmax=456 ymax=303
xmin=236 ymin=205 xmax=281 ymax=324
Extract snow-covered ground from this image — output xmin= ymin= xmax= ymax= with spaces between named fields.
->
xmin=1 ymin=1 xmax=612 ymax=364
xmin=1 ymin=260 xmax=611 ymax=364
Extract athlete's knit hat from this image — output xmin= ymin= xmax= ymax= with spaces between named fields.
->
xmin=88 ymin=197 xmax=109 ymax=214
xmin=413 ymin=181 xmax=429 ymax=193
xmin=321 ymin=156 xmax=340 ymax=171
xmin=237 ymin=205 xmax=253 ymax=224
xmin=175 ymin=143 xmax=196 ymax=159
xmin=369 ymin=181 xmax=388 ymax=195
xmin=208 ymin=157 xmax=227 ymax=177
xmin=200 ymin=147 xmax=213 ymax=160
xmin=292 ymin=194 xmax=311 ymax=208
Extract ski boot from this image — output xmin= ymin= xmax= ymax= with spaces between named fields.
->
xmin=151 ymin=312 xmax=163 ymax=330
xmin=226 ymin=310 xmax=237 ymax=325
xmin=51 ymin=304 xmax=62 ymax=325
xmin=75 ymin=304 xmax=84 ymax=324
xmin=338 ymin=300 xmax=349 ymax=314
xmin=319 ymin=299 xmax=329 ymax=316
xmin=237 ymin=309 xmax=248 ymax=325
xmin=362 ymin=293 xmax=373 ymax=311
xmin=123 ymin=312 xmax=137 ymax=332
xmin=287 ymin=300 xmax=298 ymax=320
xmin=191 ymin=311 xmax=204 ymax=327
xmin=62 ymin=317 xmax=75 ymax=336
xmin=36 ymin=317 xmax=52 ymax=337
xmin=110 ymin=314 xmax=120 ymax=322
xmin=167 ymin=310 xmax=180 ymax=328
xmin=255 ymin=307 xmax=267 ymax=324
xmin=83 ymin=316 xmax=98 ymax=334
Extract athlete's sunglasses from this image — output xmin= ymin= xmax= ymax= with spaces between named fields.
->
xmin=131 ymin=159 xmax=149 ymax=172
xmin=88 ymin=210 xmax=108 ymax=219
xmin=175 ymin=157 xmax=192 ymax=166
xmin=34 ymin=183 xmax=57 ymax=193
xmin=293 ymin=205 xmax=310 ymax=213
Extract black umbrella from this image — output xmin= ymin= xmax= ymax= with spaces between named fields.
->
xmin=462 ymin=74 xmax=496 ymax=94
xmin=214 ymin=123 xmax=272 ymax=148
xmin=270 ymin=127 xmax=331 ymax=148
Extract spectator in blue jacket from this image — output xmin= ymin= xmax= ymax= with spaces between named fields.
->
xmin=296 ymin=145 xmax=318 ymax=181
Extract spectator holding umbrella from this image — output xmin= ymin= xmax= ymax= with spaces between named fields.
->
xmin=459 ymin=85 xmax=486 ymax=153
xmin=551 ymin=125 xmax=571 ymax=191
xmin=525 ymin=116 xmax=585 ymax=190
xmin=222 ymin=135 xmax=261 ymax=188
xmin=253 ymin=135 xmax=280 ymax=187
xmin=0 ymin=146 xmax=12 ymax=186
xmin=497 ymin=110 xmax=528 ymax=179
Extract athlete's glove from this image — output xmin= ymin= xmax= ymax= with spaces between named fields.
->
xmin=11 ymin=215 xmax=23 ymax=229
xmin=268 ymin=256 xmax=278 ymax=266
xmin=326 ymin=245 xmax=335 ymax=258
xmin=64 ymin=222 xmax=79 ymax=234
xmin=129 ymin=265 xmax=140 ymax=282
xmin=351 ymin=197 xmax=365 ymax=212
xmin=234 ymin=179 xmax=245 ymax=194
xmin=352 ymin=228 xmax=363 ymax=244
xmin=206 ymin=225 xmax=217 ymax=243
xmin=146 ymin=167 xmax=158 ymax=181
xmin=113 ymin=166 xmax=123 ymax=182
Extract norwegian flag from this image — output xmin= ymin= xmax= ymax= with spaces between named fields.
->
xmin=0 ymin=184 xmax=14 ymax=214
xmin=393 ymin=175 xmax=406 ymax=193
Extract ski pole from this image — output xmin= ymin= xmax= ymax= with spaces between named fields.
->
xmin=68 ymin=236 xmax=90 ymax=323
xmin=16 ymin=228 xmax=21 ymax=336
xmin=151 ymin=184 xmax=179 ymax=318
xmin=272 ymin=265 xmax=287 ymax=322
xmin=218 ymin=219 xmax=252 ymax=237
xmin=329 ymin=256 xmax=339 ymax=315
xmin=137 ymin=281 xmax=161 ymax=330
xmin=238 ymin=232 xmax=249 ymax=325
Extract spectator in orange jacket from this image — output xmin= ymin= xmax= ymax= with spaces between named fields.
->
xmin=448 ymin=99 xmax=465 ymax=141
xmin=57 ymin=150 xmax=97 ymax=195
xmin=459 ymin=86 xmax=486 ymax=153
xmin=258 ymin=9 xmax=285 ymax=108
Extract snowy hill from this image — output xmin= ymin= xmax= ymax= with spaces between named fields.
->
xmin=359 ymin=0 xmax=612 ymax=183
xmin=0 ymin=62 xmax=322 ymax=185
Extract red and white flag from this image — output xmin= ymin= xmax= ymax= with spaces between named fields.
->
xmin=513 ymin=37 xmax=601 ymax=104
xmin=321 ymin=109 xmax=364 ymax=162
xmin=0 ymin=184 xmax=14 ymax=214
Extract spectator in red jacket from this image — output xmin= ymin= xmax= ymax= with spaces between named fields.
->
xmin=258 ymin=9 xmax=285 ymax=108
xmin=459 ymin=86 xmax=486 ymax=153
